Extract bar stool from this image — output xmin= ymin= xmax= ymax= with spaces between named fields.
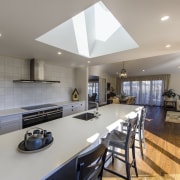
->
xmin=76 ymin=143 xmax=107 ymax=180
xmin=137 ymin=108 xmax=146 ymax=157
xmin=103 ymin=115 xmax=139 ymax=180
xmin=121 ymin=107 xmax=146 ymax=159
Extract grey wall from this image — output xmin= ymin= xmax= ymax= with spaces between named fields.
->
xmin=169 ymin=72 xmax=180 ymax=96
xmin=0 ymin=56 xmax=76 ymax=110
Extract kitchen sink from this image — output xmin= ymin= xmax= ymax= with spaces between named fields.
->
xmin=73 ymin=112 xmax=95 ymax=121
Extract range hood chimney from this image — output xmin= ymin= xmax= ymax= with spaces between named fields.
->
xmin=30 ymin=59 xmax=45 ymax=81
xmin=13 ymin=59 xmax=60 ymax=83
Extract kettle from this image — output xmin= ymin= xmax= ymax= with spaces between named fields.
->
xmin=24 ymin=127 xmax=46 ymax=151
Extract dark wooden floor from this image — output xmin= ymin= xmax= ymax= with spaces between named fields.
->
xmin=103 ymin=106 xmax=180 ymax=180
xmin=145 ymin=106 xmax=180 ymax=148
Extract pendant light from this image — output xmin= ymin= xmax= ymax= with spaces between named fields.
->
xmin=119 ymin=62 xmax=127 ymax=79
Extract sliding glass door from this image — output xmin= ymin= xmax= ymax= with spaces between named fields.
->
xmin=122 ymin=80 xmax=163 ymax=106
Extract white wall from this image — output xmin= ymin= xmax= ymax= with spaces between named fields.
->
xmin=0 ymin=56 xmax=76 ymax=110
xmin=75 ymin=67 xmax=88 ymax=110
xmin=169 ymin=72 xmax=180 ymax=96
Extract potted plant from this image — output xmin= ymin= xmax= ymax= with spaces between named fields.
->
xmin=162 ymin=89 xmax=177 ymax=101
xmin=120 ymin=92 xmax=127 ymax=100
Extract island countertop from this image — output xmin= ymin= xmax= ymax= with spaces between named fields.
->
xmin=0 ymin=104 xmax=142 ymax=180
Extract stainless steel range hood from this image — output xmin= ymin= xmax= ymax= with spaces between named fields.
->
xmin=13 ymin=59 xmax=60 ymax=83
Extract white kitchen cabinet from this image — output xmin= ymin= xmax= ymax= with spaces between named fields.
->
xmin=0 ymin=114 xmax=22 ymax=135
xmin=62 ymin=105 xmax=72 ymax=117
xmin=63 ymin=101 xmax=85 ymax=117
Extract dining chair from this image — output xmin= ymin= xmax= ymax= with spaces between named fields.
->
xmin=126 ymin=96 xmax=136 ymax=105
xmin=76 ymin=143 xmax=107 ymax=180
xmin=126 ymin=97 xmax=132 ymax=105
xmin=112 ymin=98 xmax=120 ymax=104
xmin=103 ymin=115 xmax=139 ymax=180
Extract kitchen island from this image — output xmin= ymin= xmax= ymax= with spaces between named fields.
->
xmin=0 ymin=104 xmax=142 ymax=180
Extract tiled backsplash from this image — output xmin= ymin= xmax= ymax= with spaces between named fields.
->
xmin=0 ymin=56 xmax=75 ymax=110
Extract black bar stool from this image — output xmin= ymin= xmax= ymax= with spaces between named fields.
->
xmin=103 ymin=115 xmax=139 ymax=180
xmin=121 ymin=107 xmax=146 ymax=159
xmin=76 ymin=143 xmax=107 ymax=180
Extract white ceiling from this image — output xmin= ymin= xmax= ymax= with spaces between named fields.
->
xmin=0 ymin=0 xmax=180 ymax=76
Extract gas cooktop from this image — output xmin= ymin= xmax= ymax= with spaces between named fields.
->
xmin=21 ymin=104 xmax=58 ymax=110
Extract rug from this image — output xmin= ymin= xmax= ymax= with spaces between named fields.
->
xmin=165 ymin=111 xmax=180 ymax=123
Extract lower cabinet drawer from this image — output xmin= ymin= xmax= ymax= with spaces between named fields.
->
xmin=0 ymin=114 xmax=22 ymax=135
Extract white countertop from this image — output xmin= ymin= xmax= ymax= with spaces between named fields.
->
xmin=0 ymin=104 xmax=142 ymax=180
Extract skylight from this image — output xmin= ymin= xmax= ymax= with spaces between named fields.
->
xmin=36 ymin=1 xmax=138 ymax=58
xmin=72 ymin=11 xmax=89 ymax=57
xmin=95 ymin=2 xmax=120 ymax=42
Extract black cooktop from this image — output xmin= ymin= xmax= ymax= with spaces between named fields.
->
xmin=21 ymin=104 xmax=57 ymax=110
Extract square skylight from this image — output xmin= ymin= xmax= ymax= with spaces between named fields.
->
xmin=36 ymin=1 xmax=139 ymax=58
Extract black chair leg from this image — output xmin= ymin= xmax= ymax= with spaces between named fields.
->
xmin=139 ymin=129 xmax=144 ymax=159
xmin=142 ymin=126 xmax=146 ymax=149
xmin=112 ymin=146 xmax=115 ymax=164
xmin=126 ymin=163 xmax=131 ymax=180
xmin=112 ymin=155 xmax=115 ymax=164
xmin=125 ymin=150 xmax=131 ymax=180
xmin=132 ymin=145 xmax=138 ymax=177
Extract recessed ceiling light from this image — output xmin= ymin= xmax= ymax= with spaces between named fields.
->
xmin=0 ymin=33 xmax=2 ymax=37
xmin=165 ymin=44 xmax=171 ymax=48
xmin=57 ymin=51 xmax=62 ymax=55
xmin=161 ymin=16 xmax=169 ymax=21
xmin=142 ymin=69 xmax=145 ymax=72
xmin=87 ymin=61 xmax=91 ymax=63
xmin=178 ymin=66 xmax=180 ymax=69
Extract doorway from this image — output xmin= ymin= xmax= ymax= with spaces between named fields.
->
xmin=88 ymin=76 xmax=106 ymax=109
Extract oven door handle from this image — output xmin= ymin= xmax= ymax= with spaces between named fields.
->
xmin=23 ymin=114 xmax=47 ymax=121
xmin=46 ymin=111 xmax=62 ymax=116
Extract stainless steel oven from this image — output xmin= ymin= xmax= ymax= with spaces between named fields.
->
xmin=45 ymin=108 xmax=63 ymax=122
xmin=22 ymin=107 xmax=63 ymax=129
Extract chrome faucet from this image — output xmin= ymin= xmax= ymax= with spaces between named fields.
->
xmin=94 ymin=102 xmax=99 ymax=112
xmin=89 ymin=101 xmax=99 ymax=112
